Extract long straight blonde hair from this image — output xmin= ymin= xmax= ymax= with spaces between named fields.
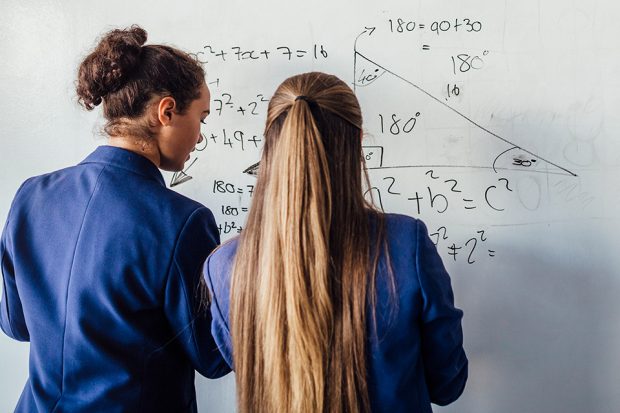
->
xmin=231 ymin=72 xmax=385 ymax=413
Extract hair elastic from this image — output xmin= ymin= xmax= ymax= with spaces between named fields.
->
xmin=295 ymin=95 xmax=310 ymax=102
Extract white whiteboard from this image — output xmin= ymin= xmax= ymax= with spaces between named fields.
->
xmin=1 ymin=1 xmax=619 ymax=412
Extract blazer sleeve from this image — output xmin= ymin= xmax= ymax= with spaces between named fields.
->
xmin=0 ymin=193 xmax=30 ymax=342
xmin=415 ymin=219 xmax=468 ymax=406
xmin=163 ymin=206 xmax=231 ymax=379
xmin=204 ymin=253 xmax=234 ymax=369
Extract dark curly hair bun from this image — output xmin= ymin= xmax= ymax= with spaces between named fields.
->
xmin=77 ymin=25 xmax=147 ymax=109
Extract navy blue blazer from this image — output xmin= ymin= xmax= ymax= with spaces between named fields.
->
xmin=205 ymin=213 xmax=467 ymax=412
xmin=1 ymin=146 xmax=230 ymax=412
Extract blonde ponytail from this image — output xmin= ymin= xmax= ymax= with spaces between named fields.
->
xmin=231 ymin=72 xmax=383 ymax=413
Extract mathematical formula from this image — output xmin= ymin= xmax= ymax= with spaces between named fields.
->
xmin=173 ymin=15 xmax=585 ymax=267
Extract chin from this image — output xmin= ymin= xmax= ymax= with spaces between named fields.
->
xmin=159 ymin=162 xmax=184 ymax=172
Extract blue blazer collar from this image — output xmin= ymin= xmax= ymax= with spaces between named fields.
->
xmin=80 ymin=145 xmax=166 ymax=187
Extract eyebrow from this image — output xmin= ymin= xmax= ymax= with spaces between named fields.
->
xmin=202 ymin=109 xmax=210 ymax=115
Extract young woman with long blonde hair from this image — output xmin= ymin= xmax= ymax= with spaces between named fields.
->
xmin=205 ymin=72 xmax=467 ymax=413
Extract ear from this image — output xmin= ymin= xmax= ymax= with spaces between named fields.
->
xmin=157 ymin=96 xmax=177 ymax=126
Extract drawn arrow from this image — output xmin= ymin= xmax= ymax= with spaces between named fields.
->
xmin=169 ymin=157 xmax=198 ymax=187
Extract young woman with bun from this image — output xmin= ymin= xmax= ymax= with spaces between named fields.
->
xmin=0 ymin=26 xmax=230 ymax=412
xmin=205 ymin=72 xmax=468 ymax=413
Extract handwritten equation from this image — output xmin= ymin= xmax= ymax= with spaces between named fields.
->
xmin=190 ymin=44 xmax=329 ymax=64
xmin=170 ymin=17 xmax=586 ymax=266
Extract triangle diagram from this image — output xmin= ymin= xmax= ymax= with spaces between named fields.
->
xmin=353 ymin=50 xmax=577 ymax=177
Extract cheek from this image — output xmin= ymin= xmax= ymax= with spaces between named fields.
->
xmin=186 ymin=126 xmax=201 ymax=151
xmin=192 ymin=122 xmax=201 ymax=141
xmin=182 ymin=124 xmax=199 ymax=145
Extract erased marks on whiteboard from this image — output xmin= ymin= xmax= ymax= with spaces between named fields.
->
xmin=563 ymin=97 xmax=606 ymax=167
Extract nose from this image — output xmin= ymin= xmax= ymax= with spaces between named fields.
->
xmin=197 ymin=132 xmax=204 ymax=144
